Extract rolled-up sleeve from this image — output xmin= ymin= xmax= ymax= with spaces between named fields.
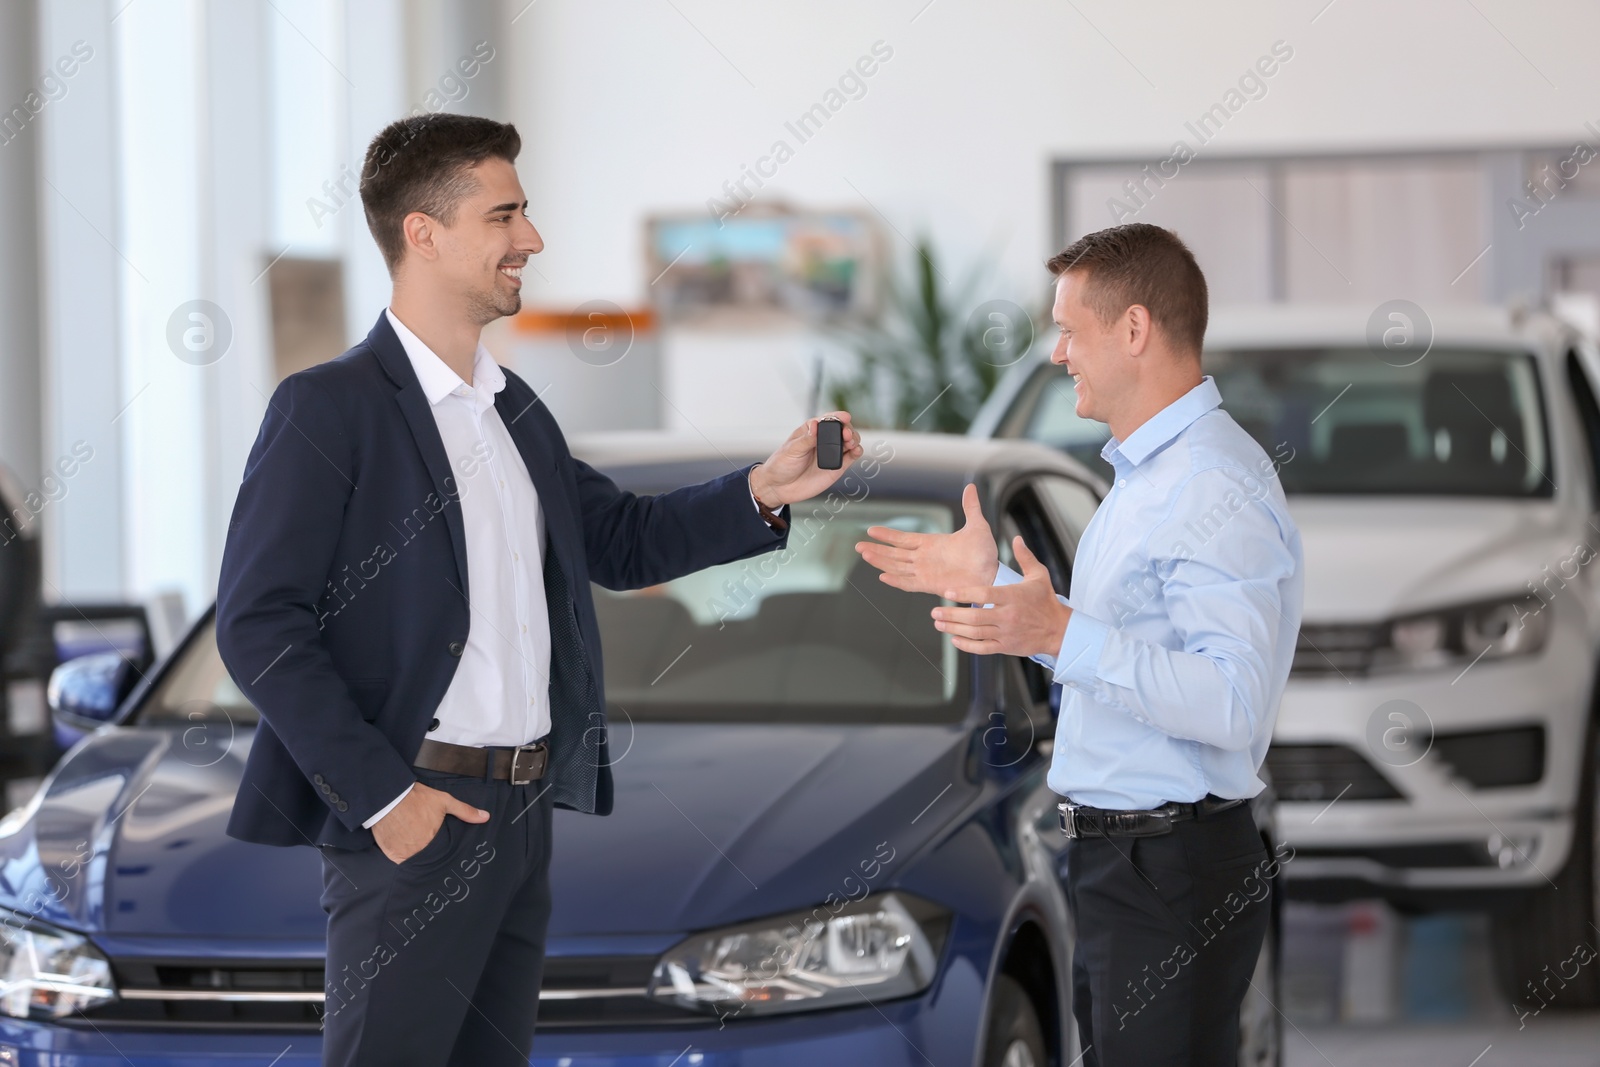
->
xmin=1044 ymin=467 xmax=1297 ymax=752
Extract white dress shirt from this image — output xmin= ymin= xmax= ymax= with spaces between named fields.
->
xmin=365 ymin=308 xmax=553 ymax=826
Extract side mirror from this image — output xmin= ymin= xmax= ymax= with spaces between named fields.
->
xmin=47 ymin=652 xmax=138 ymax=734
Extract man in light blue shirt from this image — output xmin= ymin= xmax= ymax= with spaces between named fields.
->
xmin=858 ymin=223 xmax=1302 ymax=1066
xmin=994 ymin=375 xmax=1302 ymax=812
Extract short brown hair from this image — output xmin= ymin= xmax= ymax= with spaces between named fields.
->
xmin=1046 ymin=223 xmax=1208 ymax=355
xmin=359 ymin=114 xmax=522 ymax=272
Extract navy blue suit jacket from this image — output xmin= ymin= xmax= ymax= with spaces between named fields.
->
xmin=217 ymin=312 xmax=789 ymax=849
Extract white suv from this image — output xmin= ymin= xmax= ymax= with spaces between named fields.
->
xmin=970 ymin=303 xmax=1600 ymax=1007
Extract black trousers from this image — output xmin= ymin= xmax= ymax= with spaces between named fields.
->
xmin=1062 ymin=802 xmax=1271 ymax=1067
xmin=318 ymin=766 xmax=555 ymax=1067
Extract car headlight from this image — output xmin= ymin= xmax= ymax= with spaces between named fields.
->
xmin=1377 ymin=595 xmax=1549 ymax=673
xmin=649 ymin=892 xmax=948 ymax=1018
xmin=1296 ymin=594 xmax=1551 ymax=677
xmin=0 ymin=911 xmax=116 ymax=1019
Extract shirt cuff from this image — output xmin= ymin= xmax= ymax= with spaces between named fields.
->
xmin=989 ymin=561 xmax=1067 ymax=670
xmin=1051 ymin=610 xmax=1109 ymax=689
xmin=747 ymin=469 xmax=787 ymax=531
xmin=362 ymin=783 xmax=414 ymax=829
xmin=992 ymin=561 xmax=1069 ymax=606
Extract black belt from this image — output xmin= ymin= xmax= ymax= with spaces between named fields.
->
xmin=414 ymin=738 xmax=549 ymax=785
xmin=1058 ymin=794 xmax=1246 ymax=839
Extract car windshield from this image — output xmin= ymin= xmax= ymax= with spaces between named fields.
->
xmin=593 ymin=499 xmax=965 ymax=723
xmin=137 ymin=617 xmax=259 ymax=726
xmin=1019 ymin=347 xmax=1551 ymax=497
xmin=141 ymin=501 xmax=964 ymax=728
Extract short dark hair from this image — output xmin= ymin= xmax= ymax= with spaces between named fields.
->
xmin=1045 ymin=223 xmax=1208 ymax=355
xmin=359 ymin=114 xmax=522 ymax=272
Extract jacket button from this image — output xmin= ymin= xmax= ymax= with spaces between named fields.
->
xmin=429 ymin=718 xmax=440 ymax=731
xmin=328 ymin=792 xmax=340 ymax=804
xmin=448 ymin=641 xmax=465 ymax=657
xmin=320 ymin=782 xmax=332 ymax=795
xmin=313 ymin=774 xmax=325 ymax=786
xmin=336 ymin=801 xmax=349 ymax=812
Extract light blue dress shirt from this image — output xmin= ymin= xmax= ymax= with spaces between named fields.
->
xmin=995 ymin=376 xmax=1304 ymax=810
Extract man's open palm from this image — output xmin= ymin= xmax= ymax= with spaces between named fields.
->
xmin=855 ymin=482 xmax=998 ymax=595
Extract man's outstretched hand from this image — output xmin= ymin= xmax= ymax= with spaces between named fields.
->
xmin=855 ymin=482 xmax=999 ymax=596
xmin=930 ymin=536 xmax=1072 ymax=658
xmin=371 ymin=782 xmax=489 ymax=864
xmin=748 ymin=411 xmax=864 ymax=508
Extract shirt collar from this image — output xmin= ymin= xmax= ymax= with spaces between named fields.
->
xmin=384 ymin=307 xmax=505 ymax=407
xmin=1101 ymin=376 xmax=1223 ymax=467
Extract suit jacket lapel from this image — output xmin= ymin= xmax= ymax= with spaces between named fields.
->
xmin=366 ymin=313 xmax=471 ymax=600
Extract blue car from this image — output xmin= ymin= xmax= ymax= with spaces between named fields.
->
xmin=2 ymin=433 xmax=1279 ymax=1066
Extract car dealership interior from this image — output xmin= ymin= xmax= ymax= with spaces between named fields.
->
xmin=3 ymin=1 xmax=1600 ymax=1065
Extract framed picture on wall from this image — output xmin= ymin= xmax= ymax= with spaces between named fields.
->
xmin=645 ymin=206 xmax=880 ymax=325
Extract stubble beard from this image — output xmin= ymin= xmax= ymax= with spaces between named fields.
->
xmin=465 ymin=281 xmax=520 ymax=326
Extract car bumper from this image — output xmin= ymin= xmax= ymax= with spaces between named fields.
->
xmin=0 ymin=1023 xmax=322 ymax=1066
xmin=1272 ymin=648 xmax=1587 ymax=895
xmin=0 ymin=990 xmax=978 ymax=1066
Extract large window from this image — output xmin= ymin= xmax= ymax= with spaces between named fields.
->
xmin=1055 ymin=147 xmax=1600 ymax=307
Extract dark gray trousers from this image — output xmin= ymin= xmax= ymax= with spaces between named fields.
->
xmin=318 ymin=766 xmax=555 ymax=1067
xmin=1062 ymin=802 xmax=1272 ymax=1067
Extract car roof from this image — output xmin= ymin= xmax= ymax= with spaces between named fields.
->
xmin=1203 ymin=303 xmax=1574 ymax=355
xmin=569 ymin=429 xmax=1106 ymax=498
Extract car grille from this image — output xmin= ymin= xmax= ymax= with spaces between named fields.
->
xmin=1264 ymin=743 xmax=1403 ymax=802
xmin=1433 ymin=725 xmax=1545 ymax=788
xmin=70 ymin=956 xmax=708 ymax=1031
xmin=537 ymin=956 xmax=706 ymax=1028
xmin=1294 ymin=843 xmax=1496 ymax=868
xmin=1291 ymin=624 xmax=1387 ymax=676
xmin=75 ymin=961 xmax=325 ymax=1030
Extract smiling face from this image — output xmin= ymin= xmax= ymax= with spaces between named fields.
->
xmin=421 ymin=157 xmax=544 ymax=325
xmin=1048 ymin=269 xmax=1139 ymax=428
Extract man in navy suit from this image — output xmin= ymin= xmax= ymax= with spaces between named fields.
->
xmin=215 ymin=113 xmax=862 ymax=1067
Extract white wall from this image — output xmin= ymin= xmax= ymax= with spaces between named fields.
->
xmin=506 ymin=0 xmax=1600 ymax=306
xmin=31 ymin=0 xmax=1600 ymax=609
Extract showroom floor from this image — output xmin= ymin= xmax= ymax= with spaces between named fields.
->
xmin=1288 ymin=1015 xmax=1600 ymax=1067
xmin=1281 ymin=902 xmax=1600 ymax=1066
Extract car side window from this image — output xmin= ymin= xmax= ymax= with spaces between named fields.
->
xmin=1031 ymin=474 xmax=1102 ymax=558
xmin=997 ymin=483 xmax=1073 ymax=710
xmin=998 ymin=484 xmax=1072 ymax=592
xmin=1566 ymin=349 xmax=1600 ymax=504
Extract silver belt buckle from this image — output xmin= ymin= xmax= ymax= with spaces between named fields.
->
xmin=509 ymin=742 xmax=547 ymax=785
xmin=1058 ymin=802 xmax=1078 ymax=839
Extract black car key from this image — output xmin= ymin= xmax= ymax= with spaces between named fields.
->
xmin=816 ymin=417 xmax=844 ymax=470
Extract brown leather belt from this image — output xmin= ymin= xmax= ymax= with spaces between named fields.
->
xmin=414 ymin=738 xmax=550 ymax=785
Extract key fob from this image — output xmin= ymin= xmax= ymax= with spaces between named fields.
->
xmin=816 ymin=417 xmax=844 ymax=470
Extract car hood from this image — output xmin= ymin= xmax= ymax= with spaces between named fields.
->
xmin=548 ymin=721 xmax=976 ymax=937
xmin=0 ymin=720 xmax=978 ymax=944
xmin=1290 ymin=497 xmax=1575 ymax=621
xmin=0 ymin=728 xmax=325 ymax=940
